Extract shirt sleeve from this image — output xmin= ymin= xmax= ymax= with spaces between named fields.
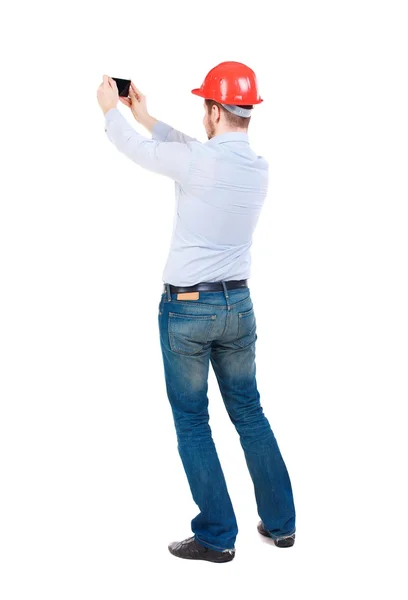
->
xmin=104 ymin=108 xmax=192 ymax=183
xmin=152 ymin=120 xmax=199 ymax=144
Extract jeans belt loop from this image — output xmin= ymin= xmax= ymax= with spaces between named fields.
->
xmin=221 ymin=281 xmax=231 ymax=311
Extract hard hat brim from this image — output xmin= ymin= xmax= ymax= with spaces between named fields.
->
xmin=191 ymin=88 xmax=205 ymax=98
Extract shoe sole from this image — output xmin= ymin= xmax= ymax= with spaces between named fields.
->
xmin=168 ymin=547 xmax=235 ymax=563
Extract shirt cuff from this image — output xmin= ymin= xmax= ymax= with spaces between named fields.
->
xmin=152 ymin=120 xmax=173 ymax=141
xmin=104 ymin=107 xmax=120 ymax=122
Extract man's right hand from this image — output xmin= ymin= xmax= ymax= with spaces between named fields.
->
xmin=119 ymin=82 xmax=157 ymax=132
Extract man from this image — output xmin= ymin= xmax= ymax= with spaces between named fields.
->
xmin=97 ymin=61 xmax=296 ymax=563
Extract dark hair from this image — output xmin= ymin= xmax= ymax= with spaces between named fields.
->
xmin=205 ymin=99 xmax=253 ymax=128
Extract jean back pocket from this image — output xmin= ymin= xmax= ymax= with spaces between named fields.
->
xmin=168 ymin=312 xmax=217 ymax=355
xmin=232 ymin=307 xmax=257 ymax=348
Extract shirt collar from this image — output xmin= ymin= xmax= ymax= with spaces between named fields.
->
xmin=206 ymin=131 xmax=249 ymax=145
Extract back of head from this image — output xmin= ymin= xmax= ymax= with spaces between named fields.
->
xmin=205 ymin=99 xmax=253 ymax=129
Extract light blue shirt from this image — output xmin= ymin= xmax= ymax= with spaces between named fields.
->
xmin=104 ymin=108 xmax=269 ymax=286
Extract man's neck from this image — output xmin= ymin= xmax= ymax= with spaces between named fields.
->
xmin=214 ymin=125 xmax=248 ymax=136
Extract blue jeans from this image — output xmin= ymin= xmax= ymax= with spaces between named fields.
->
xmin=158 ymin=283 xmax=296 ymax=551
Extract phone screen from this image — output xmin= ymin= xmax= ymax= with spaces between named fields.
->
xmin=112 ymin=77 xmax=131 ymax=97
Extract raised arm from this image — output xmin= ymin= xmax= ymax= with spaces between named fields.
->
xmin=119 ymin=82 xmax=199 ymax=143
xmin=151 ymin=121 xmax=199 ymax=143
xmin=104 ymin=108 xmax=192 ymax=183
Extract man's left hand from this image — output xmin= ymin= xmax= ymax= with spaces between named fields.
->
xmin=97 ymin=75 xmax=119 ymax=115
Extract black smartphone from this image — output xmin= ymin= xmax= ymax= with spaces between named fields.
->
xmin=112 ymin=77 xmax=131 ymax=97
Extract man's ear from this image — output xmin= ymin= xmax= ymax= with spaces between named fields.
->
xmin=212 ymin=104 xmax=221 ymax=123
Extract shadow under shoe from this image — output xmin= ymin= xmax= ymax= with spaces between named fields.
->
xmin=168 ymin=536 xmax=235 ymax=563
xmin=257 ymin=521 xmax=296 ymax=547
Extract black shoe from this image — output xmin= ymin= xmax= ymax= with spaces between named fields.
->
xmin=168 ymin=536 xmax=235 ymax=563
xmin=257 ymin=521 xmax=296 ymax=547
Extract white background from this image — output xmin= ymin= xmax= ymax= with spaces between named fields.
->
xmin=1 ymin=1 xmax=407 ymax=598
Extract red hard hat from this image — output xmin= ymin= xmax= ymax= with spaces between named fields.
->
xmin=191 ymin=61 xmax=263 ymax=105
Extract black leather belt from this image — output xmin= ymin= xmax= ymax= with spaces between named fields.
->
xmin=164 ymin=279 xmax=248 ymax=294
